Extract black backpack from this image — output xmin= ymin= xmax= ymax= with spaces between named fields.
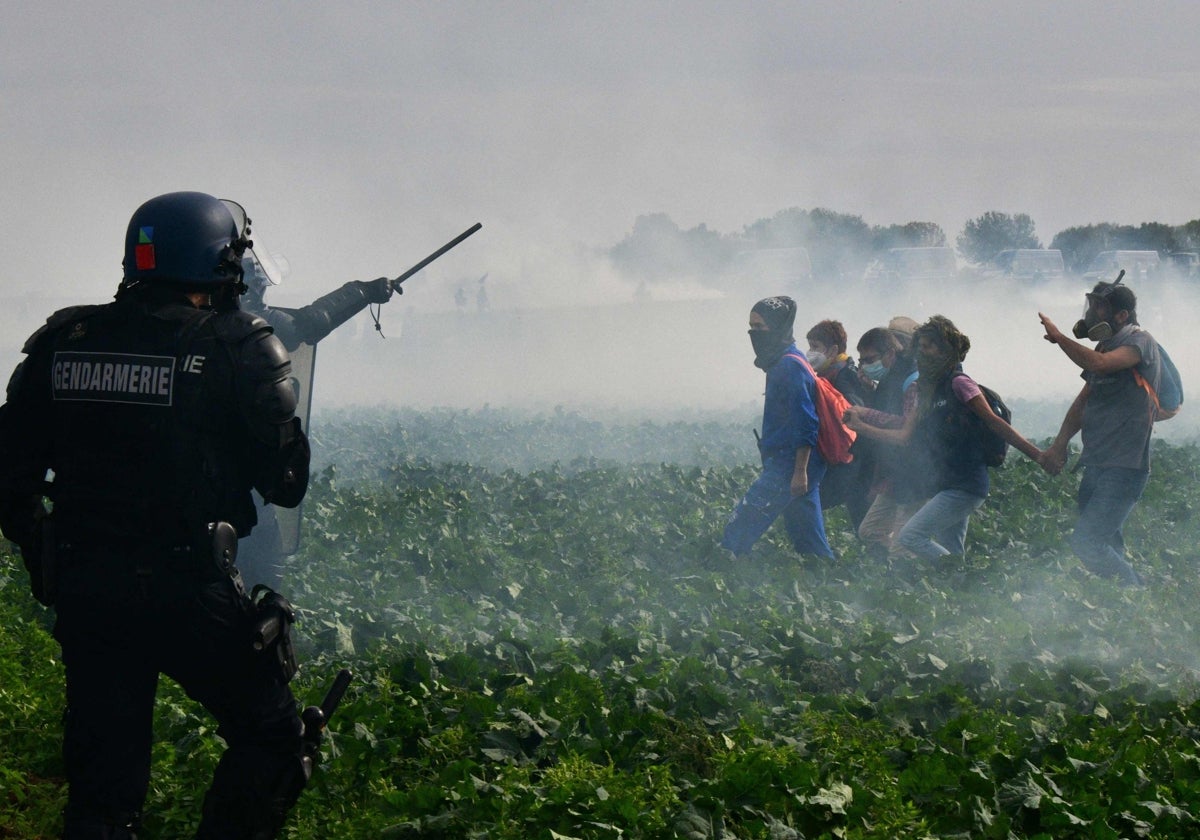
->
xmin=952 ymin=373 xmax=1011 ymax=467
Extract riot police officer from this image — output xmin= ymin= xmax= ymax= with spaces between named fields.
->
xmin=0 ymin=191 xmax=314 ymax=838
xmin=240 ymin=256 xmax=394 ymax=352
xmin=237 ymin=254 xmax=393 ymax=591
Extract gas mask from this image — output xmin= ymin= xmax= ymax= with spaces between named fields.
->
xmin=1074 ymin=272 xmax=1135 ymax=342
xmin=1071 ymin=300 xmax=1114 ymax=342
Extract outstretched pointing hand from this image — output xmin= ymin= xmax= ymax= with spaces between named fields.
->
xmin=1039 ymin=312 xmax=1064 ymax=345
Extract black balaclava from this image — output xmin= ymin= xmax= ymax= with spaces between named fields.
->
xmin=749 ymin=296 xmax=798 ymax=370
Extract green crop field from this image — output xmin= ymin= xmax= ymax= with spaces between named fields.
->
xmin=4 ymin=408 xmax=1200 ymax=838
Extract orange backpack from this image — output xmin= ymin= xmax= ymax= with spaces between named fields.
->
xmin=784 ymin=353 xmax=857 ymax=465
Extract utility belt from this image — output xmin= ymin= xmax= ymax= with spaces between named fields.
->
xmin=43 ymin=518 xmax=298 ymax=683
xmin=52 ymin=520 xmax=235 ymax=567
xmin=33 ymin=519 xmax=243 ymax=607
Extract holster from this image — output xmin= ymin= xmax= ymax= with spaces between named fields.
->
xmin=251 ymin=586 xmax=299 ymax=683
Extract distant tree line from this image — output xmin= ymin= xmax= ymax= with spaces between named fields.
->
xmin=1050 ymin=221 xmax=1200 ymax=273
xmin=608 ymin=207 xmax=1200 ymax=284
xmin=607 ymin=208 xmax=945 ymax=286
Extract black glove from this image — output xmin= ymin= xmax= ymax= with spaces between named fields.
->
xmin=356 ymin=277 xmax=394 ymax=304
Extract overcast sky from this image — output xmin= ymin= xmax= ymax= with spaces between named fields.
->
xmin=4 ymin=1 xmax=1200 ymax=412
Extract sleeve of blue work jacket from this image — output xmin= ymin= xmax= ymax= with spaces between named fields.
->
xmin=760 ymin=356 xmax=819 ymax=454
xmin=785 ymin=359 xmax=820 ymax=451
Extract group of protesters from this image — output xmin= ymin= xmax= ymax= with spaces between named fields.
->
xmin=722 ymin=276 xmax=1168 ymax=587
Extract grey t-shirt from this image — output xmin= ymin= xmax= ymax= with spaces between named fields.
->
xmin=1080 ymin=325 xmax=1161 ymax=471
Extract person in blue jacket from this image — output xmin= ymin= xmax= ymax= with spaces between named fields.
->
xmin=722 ymin=296 xmax=834 ymax=559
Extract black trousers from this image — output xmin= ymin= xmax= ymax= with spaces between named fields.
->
xmin=52 ymin=549 xmax=303 ymax=838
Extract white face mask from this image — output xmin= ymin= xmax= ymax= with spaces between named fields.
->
xmin=806 ymin=350 xmax=828 ymax=369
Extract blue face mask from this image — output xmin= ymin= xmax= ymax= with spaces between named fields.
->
xmin=862 ymin=360 xmax=887 ymax=382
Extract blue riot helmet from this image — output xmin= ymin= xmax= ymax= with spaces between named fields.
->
xmin=122 ymin=191 xmax=246 ymax=290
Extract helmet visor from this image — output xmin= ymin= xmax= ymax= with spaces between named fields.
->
xmin=220 ymin=199 xmax=285 ymax=286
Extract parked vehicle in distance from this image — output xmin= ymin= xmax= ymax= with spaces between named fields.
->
xmin=986 ymin=249 xmax=1065 ymax=282
xmin=731 ymin=247 xmax=813 ymax=286
xmin=862 ymin=246 xmax=958 ymax=285
xmin=1164 ymin=251 xmax=1199 ymax=281
xmin=1082 ymin=250 xmax=1161 ymax=283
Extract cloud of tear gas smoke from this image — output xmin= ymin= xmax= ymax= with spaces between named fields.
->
xmin=255 ymin=243 xmax=1200 ymax=443
xmin=2 ymin=233 xmax=1196 ymax=444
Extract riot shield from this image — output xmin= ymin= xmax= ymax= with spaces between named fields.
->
xmin=278 ymin=338 xmax=317 ymax=555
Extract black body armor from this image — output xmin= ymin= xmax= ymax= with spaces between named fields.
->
xmin=0 ymin=291 xmax=308 ymax=549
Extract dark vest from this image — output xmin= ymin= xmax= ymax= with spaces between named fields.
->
xmin=912 ymin=369 xmax=989 ymax=499
xmin=34 ymin=296 xmax=268 ymax=545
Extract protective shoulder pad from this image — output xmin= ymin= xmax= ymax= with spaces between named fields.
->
xmin=211 ymin=310 xmax=297 ymax=435
xmin=21 ymin=304 xmax=104 ymax=353
xmin=209 ymin=309 xmax=273 ymax=345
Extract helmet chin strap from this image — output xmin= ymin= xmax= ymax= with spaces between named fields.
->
xmin=183 ymin=281 xmax=242 ymax=311
xmin=211 ymin=282 xmax=242 ymax=312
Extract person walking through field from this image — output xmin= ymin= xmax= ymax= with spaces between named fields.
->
xmin=804 ymin=319 xmax=870 ymax=528
xmin=845 ymin=315 xmax=1052 ymax=565
xmin=850 ymin=325 xmax=919 ymax=559
xmin=1039 ymin=277 xmax=1163 ymax=586
xmin=722 ymin=296 xmax=834 ymax=560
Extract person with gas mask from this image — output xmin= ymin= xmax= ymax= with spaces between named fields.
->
xmin=0 ymin=191 xmax=316 ymax=837
xmin=1039 ymin=277 xmax=1163 ymax=586
xmin=721 ymin=296 xmax=835 ymax=560
xmin=237 ymin=253 xmax=393 ymax=592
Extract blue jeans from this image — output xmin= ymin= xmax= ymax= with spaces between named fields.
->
xmin=722 ymin=454 xmax=833 ymax=558
xmin=1070 ymin=466 xmax=1148 ymax=585
xmin=897 ymin=488 xmax=985 ymax=560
